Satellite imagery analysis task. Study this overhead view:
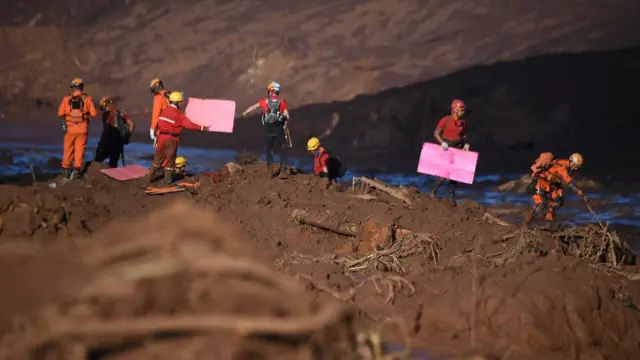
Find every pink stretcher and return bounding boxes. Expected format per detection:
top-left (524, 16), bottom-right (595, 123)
top-left (101, 164), bottom-right (148, 181)
top-left (185, 98), bottom-right (236, 133)
top-left (416, 142), bottom-right (479, 184)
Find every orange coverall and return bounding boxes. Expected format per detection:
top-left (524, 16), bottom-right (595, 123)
top-left (151, 89), bottom-right (170, 166)
top-left (57, 91), bottom-right (97, 169)
top-left (150, 89), bottom-right (169, 134)
top-left (532, 160), bottom-right (582, 221)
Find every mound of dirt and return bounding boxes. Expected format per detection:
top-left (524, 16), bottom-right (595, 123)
top-left (0, 200), bottom-right (358, 360)
top-left (0, 161), bottom-right (639, 359)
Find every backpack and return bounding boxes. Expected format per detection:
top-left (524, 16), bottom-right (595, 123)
top-left (68, 94), bottom-right (86, 121)
top-left (262, 98), bottom-right (283, 125)
top-left (530, 152), bottom-right (555, 175)
top-left (325, 151), bottom-right (347, 179)
top-left (115, 110), bottom-right (132, 144)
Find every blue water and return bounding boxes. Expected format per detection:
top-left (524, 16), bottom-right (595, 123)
top-left (1, 137), bottom-right (640, 234)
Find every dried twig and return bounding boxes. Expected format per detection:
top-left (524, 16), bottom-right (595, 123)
top-left (336, 232), bottom-right (440, 273)
top-left (554, 224), bottom-right (633, 267)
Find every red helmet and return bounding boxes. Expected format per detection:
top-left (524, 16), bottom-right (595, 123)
top-left (451, 99), bottom-right (466, 111)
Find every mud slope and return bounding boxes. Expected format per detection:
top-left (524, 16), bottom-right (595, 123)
top-left (3, 0), bottom-right (639, 110)
top-left (0, 161), bottom-right (639, 359)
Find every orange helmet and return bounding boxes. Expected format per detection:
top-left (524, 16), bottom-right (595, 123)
top-left (99, 96), bottom-right (113, 110)
top-left (451, 99), bottom-right (465, 111)
top-left (569, 153), bottom-right (583, 168)
top-left (150, 78), bottom-right (164, 92)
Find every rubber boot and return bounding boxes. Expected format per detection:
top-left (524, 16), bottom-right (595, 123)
top-left (146, 166), bottom-right (160, 184)
top-left (163, 169), bottom-right (173, 185)
top-left (448, 182), bottom-right (458, 206)
top-left (278, 164), bottom-right (288, 179)
top-left (448, 190), bottom-right (457, 206)
top-left (71, 168), bottom-right (82, 180)
top-left (542, 211), bottom-right (554, 229)
top-left (429, 178), bottom-right (446, 198)
top-left (61, 168), bottom-right (71, 179)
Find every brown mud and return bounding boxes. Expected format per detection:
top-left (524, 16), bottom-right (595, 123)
top-left (0, 159), bottom-right (639, 359)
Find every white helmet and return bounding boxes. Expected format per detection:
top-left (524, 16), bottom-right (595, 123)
top-left (267, 81), bottom-right (281, 92)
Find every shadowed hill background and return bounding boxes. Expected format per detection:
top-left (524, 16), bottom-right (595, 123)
top-left (2, 0), bottom-right (640, 178)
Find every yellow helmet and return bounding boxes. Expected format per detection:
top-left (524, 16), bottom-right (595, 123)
top-left (175, 156), bottom-right (187, 168)
top-left (569, 153), bottom-right (583, 168)
top-left (169, 91), bottom-right (184, 102)
top-left (99, 96), bottom-right (112, 110)
top-left (70, 77), bottom-right (83, 88)
top-left (307, 137), bottom-right (321, 151)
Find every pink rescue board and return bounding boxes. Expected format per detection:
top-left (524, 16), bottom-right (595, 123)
top-left (416, 142), bottom-right (479, 184)
top-left (185, 98), bottom-right (236, 133)
top-left (101, 164), bottom-right (148, 181)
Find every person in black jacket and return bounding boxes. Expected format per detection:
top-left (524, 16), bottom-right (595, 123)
top-left (94, 96), bottom-right (134, 168)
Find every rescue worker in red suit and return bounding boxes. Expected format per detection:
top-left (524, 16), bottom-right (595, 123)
top-left (146, 91), bottom-right (208, 185)
top-left (307, 137), bottom-right (334, 188)
top-left (430, 99), bottom-right (471, 206)
top-left (241, 81), bottom-right (291, 178)
top-left (57, 77), bottom-right (97, 179)
top-left (524, 153), bottom-right (587, 226)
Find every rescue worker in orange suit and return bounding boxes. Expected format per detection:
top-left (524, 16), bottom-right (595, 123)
top-left (94, 96), bottom-right (135, 168)
top-left (57, 78), bottom-right (97, 179)
top-left (241, 81), bottom-right (291, 178)
top-left (524, 153), bottom-right (587, 226)
top-left (149, 78), bottom-right (170, 144)
top-left (307, 137), bottom-right (334, 188)
top-left (146, 91), bottom-right (208, 185)
top-left (430, 99), bottom-right (470, 206)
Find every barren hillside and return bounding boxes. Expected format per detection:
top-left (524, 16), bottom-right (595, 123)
top-left (2, 0), bottom-right (640, 176)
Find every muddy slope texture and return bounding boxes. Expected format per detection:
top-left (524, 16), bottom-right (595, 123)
top-left (0, 161), bottom-right (639, 359)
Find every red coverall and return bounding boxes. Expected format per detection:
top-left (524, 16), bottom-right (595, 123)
top-left (151, 105), bottom-right (204, 172)
top-left (313, 147), bottom-right (330, 176)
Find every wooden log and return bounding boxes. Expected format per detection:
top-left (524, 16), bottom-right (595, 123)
top-left (291, 209), bottom-right (358, 237)
top-left (352, 177), bottom-right (412, 206)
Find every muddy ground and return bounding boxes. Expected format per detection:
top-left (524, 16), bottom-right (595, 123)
top-left (0, 160), bottom-right (639, 359)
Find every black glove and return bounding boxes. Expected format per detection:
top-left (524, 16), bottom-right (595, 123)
top-left (61, 119), bottom-right (67, 134)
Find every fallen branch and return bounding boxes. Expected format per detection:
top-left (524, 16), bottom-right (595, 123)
top-left (482, 212), bottom-right (510, 227)
top-left (291, 209), bottom-right (358, 237)
top-left (348, 194), bottom-right (378, 201)
top-left (589, 264), bottom-right (640, 281)
top-left (352, 177), bottom-right (413, 206)
top-left (492, 232), bottom-right (517, 244)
